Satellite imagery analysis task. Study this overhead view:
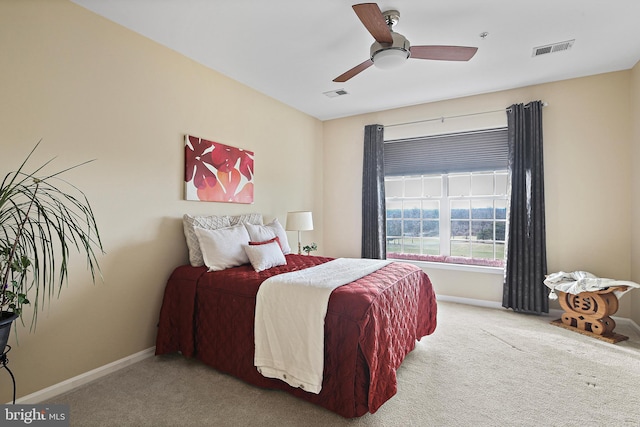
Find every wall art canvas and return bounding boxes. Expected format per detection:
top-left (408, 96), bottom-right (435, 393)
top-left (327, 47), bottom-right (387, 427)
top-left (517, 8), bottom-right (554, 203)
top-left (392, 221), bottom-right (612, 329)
top-left (184, 135), bottom-right (254, 203)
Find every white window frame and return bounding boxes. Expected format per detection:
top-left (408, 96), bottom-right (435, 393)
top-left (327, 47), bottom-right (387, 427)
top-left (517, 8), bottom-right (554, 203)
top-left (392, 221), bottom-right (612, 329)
top-left (385, 170), bottom-right (508, 268)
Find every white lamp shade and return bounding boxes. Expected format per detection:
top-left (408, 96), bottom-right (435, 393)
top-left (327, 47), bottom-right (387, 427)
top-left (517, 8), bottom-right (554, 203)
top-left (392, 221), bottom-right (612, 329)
top-left (285, 211), bottom-right (313, 231)
top-left (372, 48), bottom-right (408, 69)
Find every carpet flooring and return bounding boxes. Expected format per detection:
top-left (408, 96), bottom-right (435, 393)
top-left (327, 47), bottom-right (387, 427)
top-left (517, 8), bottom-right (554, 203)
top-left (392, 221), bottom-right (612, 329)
top-left (49, 301), bottom-right (640, 426)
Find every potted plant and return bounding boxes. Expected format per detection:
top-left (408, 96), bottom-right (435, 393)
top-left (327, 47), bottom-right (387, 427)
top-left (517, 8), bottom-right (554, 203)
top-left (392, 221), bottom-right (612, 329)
top-left (302, 242), bottom-right (317, 256)
top-left (0, 141), bottom-right (103, 351)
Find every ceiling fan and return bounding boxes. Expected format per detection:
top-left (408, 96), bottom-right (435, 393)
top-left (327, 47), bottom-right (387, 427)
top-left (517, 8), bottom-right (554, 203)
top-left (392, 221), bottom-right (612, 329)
top-left (333, 3), bottom-right (478, 82)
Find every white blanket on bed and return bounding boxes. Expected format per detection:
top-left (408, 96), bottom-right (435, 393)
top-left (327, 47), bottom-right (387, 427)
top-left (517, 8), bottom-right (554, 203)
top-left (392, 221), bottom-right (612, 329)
top-left (254, 257), bottom-right (390, 394)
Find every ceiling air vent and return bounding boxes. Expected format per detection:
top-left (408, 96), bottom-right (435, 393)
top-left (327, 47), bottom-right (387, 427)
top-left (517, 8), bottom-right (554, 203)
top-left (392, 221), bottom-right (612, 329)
top-left (532, 39), bottom-right (574, 57)
top-left (323, 89), bottom-right (349, 98)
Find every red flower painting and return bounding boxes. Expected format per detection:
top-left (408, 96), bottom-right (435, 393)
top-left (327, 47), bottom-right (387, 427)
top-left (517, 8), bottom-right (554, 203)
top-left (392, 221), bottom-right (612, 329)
top-left (184, 135), bottom-right (254, 203)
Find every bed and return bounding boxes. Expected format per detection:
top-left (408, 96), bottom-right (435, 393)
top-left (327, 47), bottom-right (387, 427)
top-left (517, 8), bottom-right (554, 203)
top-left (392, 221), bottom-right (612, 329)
top-left (155, 214), bottom-right (437, 418)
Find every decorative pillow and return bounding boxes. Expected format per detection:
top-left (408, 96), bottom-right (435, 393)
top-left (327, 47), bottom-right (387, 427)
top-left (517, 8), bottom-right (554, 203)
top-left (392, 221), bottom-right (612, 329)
top-left (244, 241), bottom-right (287, 272)
top-left (230, 213), bottom-right (263, 226)
top-left (194, 224), bottom-right (250, 271)
top-left (183, 214), bottom-right (231, 267)
top-left (249, 236), bottom-right (282, 251)
top-left (244, 218), bottom-right (291, 254)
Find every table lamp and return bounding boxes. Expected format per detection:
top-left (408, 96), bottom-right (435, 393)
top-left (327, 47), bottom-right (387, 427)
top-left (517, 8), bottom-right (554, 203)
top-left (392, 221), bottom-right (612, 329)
top-left (285, 211), bottom-right (313, 255)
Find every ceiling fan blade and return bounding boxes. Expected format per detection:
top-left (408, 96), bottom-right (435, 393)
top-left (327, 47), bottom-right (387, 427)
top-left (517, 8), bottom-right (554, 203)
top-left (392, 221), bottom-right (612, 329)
top-left (352, 3), bottom-right (393, 44)
top-left (410, 45), bottom-right (478, 61)
top-left (333, 59), bottom-right (374, 82)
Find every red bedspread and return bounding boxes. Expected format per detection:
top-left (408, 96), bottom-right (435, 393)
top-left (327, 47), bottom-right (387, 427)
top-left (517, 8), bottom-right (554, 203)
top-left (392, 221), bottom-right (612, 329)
top-left (155, 255), bottom-right (437, 417)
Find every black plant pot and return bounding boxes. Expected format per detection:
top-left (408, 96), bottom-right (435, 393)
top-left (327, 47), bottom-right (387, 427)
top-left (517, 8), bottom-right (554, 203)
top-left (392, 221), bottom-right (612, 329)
top-left (0, 312), bottom-right (18, 354)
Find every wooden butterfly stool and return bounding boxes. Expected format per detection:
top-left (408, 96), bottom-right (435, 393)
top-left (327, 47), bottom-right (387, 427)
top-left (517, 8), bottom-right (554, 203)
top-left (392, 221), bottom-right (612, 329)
top-left (550, 286), bottom-right (629, 343)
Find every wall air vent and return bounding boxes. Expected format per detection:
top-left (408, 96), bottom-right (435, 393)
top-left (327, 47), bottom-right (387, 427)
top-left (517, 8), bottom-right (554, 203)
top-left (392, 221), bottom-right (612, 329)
top-left (532, 39), bottom-right (574, 57)
top-left (323, 89), bottom-right (349, 98)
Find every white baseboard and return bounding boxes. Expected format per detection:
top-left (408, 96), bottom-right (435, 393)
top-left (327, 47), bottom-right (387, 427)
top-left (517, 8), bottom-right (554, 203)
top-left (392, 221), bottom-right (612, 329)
top-left (436, 294), bottom-right (566, 317)
top-left (436, 294), bottom-right (503, 310)
top-left (12, 347), bottom-right (156, 404)
top-left (614, 317), bottom-right (640, 334)
top-left (436, 294), bottom-right (640, 335)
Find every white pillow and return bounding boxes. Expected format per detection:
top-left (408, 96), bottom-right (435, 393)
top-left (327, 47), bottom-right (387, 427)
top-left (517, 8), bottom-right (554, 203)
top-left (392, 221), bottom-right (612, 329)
top-left (194, 224), bottom-right (250, 271)
top-left (229, 213), bottom-right (263, 226)
top-left (183, 214), bottom-right (231, 267)
top-left (244, 241), bottom-right (287, 272)
top-left (244, 218), bottom-right (291, 254)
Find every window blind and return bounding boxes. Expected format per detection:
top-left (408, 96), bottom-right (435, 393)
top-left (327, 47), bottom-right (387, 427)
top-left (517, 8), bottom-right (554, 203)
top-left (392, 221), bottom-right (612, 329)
top-left (383, 127), bottom-right (508, 176)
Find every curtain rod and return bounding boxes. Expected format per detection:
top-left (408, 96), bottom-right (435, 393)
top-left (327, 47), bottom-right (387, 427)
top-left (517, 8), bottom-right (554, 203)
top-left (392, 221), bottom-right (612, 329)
top-left (384, 101), bottom-right (548, 129)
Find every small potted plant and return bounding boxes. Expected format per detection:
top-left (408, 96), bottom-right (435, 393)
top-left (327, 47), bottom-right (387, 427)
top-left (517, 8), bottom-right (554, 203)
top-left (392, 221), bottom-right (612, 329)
top-left (302, 242), bottom-right (317, 256)
top-left (0, 141), bottom-right (103, 350)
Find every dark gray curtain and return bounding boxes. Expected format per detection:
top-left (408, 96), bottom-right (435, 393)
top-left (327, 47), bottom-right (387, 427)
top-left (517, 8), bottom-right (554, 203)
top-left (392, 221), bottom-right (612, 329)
top-left (503, 101), bottom-right (548, 314)
top-left (361, 124), bottom-right (386, 259)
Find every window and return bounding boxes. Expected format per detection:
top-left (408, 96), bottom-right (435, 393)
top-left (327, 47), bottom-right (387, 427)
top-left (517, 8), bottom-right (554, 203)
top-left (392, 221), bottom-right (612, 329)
top-left (385, 171), bottom-right (507, 266)
top-left (383, 128), bottom-right (509, 267)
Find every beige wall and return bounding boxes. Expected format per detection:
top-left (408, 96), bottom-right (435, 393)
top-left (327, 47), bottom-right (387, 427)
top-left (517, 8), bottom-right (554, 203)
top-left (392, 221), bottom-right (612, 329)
top-left (323, 71), bottom-right (635, 319)
top-left (631, 61), bottom-right (640, 325)
top-left (0, 0), bottom-right (323, 402)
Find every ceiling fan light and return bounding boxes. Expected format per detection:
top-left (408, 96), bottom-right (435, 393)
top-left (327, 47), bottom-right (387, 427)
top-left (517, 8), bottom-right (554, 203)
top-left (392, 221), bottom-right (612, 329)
top-left (372, 48), bottom-right (409, 69)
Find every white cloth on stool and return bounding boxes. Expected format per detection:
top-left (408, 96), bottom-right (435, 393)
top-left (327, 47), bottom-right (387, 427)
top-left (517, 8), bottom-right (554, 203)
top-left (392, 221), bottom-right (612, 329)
top-left (544, 271), bottom-right (640, 299)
